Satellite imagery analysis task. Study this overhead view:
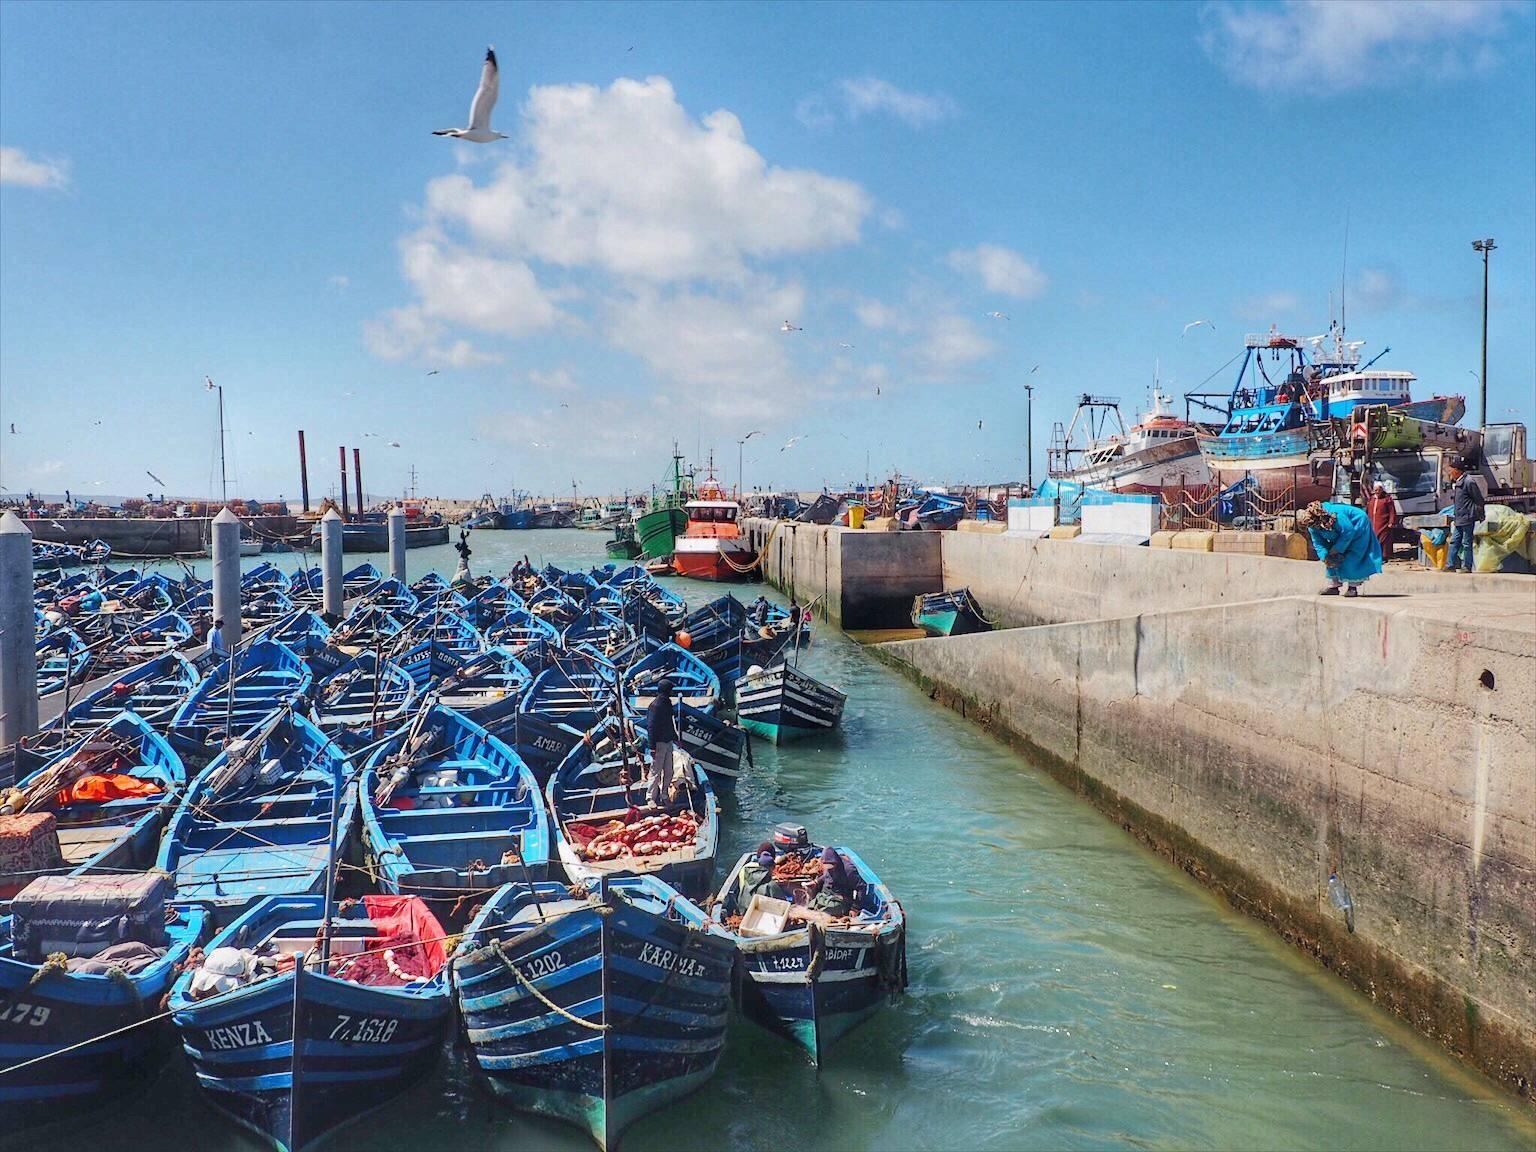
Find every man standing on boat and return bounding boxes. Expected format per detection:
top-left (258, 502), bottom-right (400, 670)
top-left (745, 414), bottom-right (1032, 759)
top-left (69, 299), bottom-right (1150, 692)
top-left (1296, 501), bottom-right (1383, 597)
top-left (208, 617), bottom-right (232, 662)
top-left (645, 678), bottom-right (679, 808)
top-left (1445, 457), bottom-right (1485, 574)
top-left (1365, 482), bottom-right (1398, 560)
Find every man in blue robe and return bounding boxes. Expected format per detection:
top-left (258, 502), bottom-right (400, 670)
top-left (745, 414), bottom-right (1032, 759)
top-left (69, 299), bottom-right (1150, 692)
top-left (1297, 501), bottom-right (1383, 597)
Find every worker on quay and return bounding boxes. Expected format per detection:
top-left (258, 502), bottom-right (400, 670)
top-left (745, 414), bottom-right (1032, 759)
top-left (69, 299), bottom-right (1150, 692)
top-left (644, 679), bottom-right (679, 808)
top-left (1445, 456), bottom-right (1486, 574)
top-left (1364, 481), bottom-right (1398, 560)
top-left (805, 847), bottom-right (859, 917)
top-left (1296, 501), bottom-right (1383, 597)
top-left (208, 617), bottom-right (232, 662)
top-left (739, 842), bottom-right (788, 903)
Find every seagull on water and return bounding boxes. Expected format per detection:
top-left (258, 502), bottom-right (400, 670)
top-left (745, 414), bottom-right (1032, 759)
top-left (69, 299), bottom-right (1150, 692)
top-left (781, 320), bottom-right (802, 333)
top-left (984, 311), bottom-right (1008, 321)
top-left (1181, 319), bottom-right (1215, 336)
top-left (433, 48), bottom-right (508, 142)
top-left (781, 435), bottom-right (806, 452)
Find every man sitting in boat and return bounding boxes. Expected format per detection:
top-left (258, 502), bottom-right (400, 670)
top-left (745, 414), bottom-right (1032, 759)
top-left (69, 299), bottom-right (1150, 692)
top-left (803, 847), bottom-right (859, 917)
top-left (739, 843), bottom-right (788, 903)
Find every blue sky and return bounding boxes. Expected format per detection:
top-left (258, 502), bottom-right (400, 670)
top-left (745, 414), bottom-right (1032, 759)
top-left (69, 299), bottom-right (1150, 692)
top-left (2, 0), bottom-right (1532, 502)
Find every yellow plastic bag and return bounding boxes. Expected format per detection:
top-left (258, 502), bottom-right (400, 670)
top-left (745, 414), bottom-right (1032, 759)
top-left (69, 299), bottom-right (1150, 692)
top-left (1474, 505), bottom-right (1531, 573)
top-left (1419, 528), bottom-right (1449, 570)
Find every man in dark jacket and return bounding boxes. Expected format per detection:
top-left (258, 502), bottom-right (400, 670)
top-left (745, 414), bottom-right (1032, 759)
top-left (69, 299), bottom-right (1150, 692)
top-left (644, 679), bottom-right (679, 807)
top-left (1446, 458), bottom-right (1485, 573)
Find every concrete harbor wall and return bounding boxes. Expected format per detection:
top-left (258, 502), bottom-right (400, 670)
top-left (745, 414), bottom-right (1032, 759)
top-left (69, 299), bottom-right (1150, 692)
top-left (26, 515), bottom-right (299, 557)
top-left (873, 592), bottom-right (1535, 1100)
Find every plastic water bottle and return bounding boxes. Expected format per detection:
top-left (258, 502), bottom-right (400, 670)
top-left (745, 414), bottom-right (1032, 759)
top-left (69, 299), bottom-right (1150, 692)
top-left (1328, 871), bottom-right (1355, 933)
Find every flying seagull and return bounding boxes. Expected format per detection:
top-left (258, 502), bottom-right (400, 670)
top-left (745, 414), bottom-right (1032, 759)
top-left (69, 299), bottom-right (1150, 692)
top-left (780, 320), bottom-right (802, 333)
top-left (984, 311), bottom-right (1008, 321)
top-left (433, 48), bottom-right (507, 142)
top-left (977, 419), bottom-right (984, 430)
top-left (1031, 364), bottom-right (1040, 374)
top-left (388, 440), bottom-right (402, 448)
top-left (146, 470), bottom-right (166, 486)
top-left (838, 342), bottom-right (855, 349)
top-left (1181, 319), bottom-right (1215, 336)
top-left (781, 435), bottom-right (806, 452)
top-left (426, 369), bottom-right (440, 376)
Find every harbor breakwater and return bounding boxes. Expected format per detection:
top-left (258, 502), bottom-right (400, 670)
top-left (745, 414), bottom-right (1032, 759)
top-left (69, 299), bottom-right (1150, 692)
top-left (743, 518), bottom-right (1536, 1100)
top-left (27, 515), bottom-right (300, 557)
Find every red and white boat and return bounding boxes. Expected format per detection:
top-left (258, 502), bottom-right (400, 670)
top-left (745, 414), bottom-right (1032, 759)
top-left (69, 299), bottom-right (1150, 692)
top-left (671, 472), bottom-right (756, 582)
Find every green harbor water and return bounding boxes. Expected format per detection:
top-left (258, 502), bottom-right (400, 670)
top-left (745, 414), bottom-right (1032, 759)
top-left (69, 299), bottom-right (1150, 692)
top-left (24, 529), bottom-right (1532, 1151)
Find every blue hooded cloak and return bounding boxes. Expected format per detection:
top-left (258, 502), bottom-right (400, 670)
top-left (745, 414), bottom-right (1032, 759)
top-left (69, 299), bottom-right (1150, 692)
top-left (1306, 502), bottom-right (1384, 584)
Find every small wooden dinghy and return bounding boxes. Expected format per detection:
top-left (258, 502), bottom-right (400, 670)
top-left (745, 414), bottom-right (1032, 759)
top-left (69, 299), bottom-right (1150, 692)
top-left (453, 877), bottom-right (736, 1151)
top-left (709, 838), bottom-right (906, 1064)
top-left (733, 661), bottom-right (847, 744)
top-left (911, 587), bottom-right (992, 637)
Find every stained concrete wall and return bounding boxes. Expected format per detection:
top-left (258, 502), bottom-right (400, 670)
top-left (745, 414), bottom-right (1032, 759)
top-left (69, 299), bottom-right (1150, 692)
top-left (744, 520), bottom-right (941, 629)
top-left (875, 592), bottom-right (1536, 1100)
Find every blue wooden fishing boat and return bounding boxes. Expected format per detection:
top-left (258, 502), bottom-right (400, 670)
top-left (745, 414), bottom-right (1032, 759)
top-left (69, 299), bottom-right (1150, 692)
top-left (394, 609), bottom-right (485, 660)
top-left (118, 573), bottom-right (177, 616)
top-left (671, 703), bottom-right (747, 784)
top-left (89, 608), bottom-right (196, 675)
top-left (409, 571), bottom-right (451, 597)
top-left (549, 725), bottom-right (719, 900)
top-left (168, 639), bottom-right (313, 766)
top-left (2, 710), bottom-right (187, 876)
top-left (245, 588), bottom-right (298, 628)
top-left (912, 491), bottom-right (966, 531)
top-left (681, 596), bottom-right (792, 691)
top-left (241, 561), bottom-right (292, 595)
top-left (514, 654), bottom-right (618, 782)
top-left (325, 606), bottom-right (406, 653)
top-left (734, 661), bottom-right (847, 744)
top-left (414, 586), bottom-right (470, 616)
top-left (312, 651), bottom-right (418, 748)
top-left (527, 585), bottom-right (580, 629)
top-left (36, 627), bottom-right (92, 697)
top-left (0, 895), bottom-right (208, 1113)
top-left (96, 566), bottom-right (142, 596)
top-left (361, 706), bottom-right (549, 924)
top-left (288, 566), bottom-right (324, 607)
top-left (623, 642), bottom-right (720, 715)
top-left (453, 876), bottom-right (736, 1151)
top-left (397, 644), bottom-right (531, 730)
top-left (18, 652), bottom-right (200, 769)
top-left (485, 607), bottom-right (561, 654)
top-left (342, 562), bottom-right (384, 598)
top-left (604, 563), bottom-right (650, 589)
top-left (169, 893), bottom-right (451, 1152)
top-left (911, 588), bottom-right (991, 637)
top-left (462, 581), bottom-right (525, 629)
top-left (357, 577), bottom-right (419, 617)
top-left (270, 609), bottom-right (334, 662)
top-left (745, 596), bottom-right (813, 645)
top-left (709, 840), bottom-right (906, 1064)
top-left (156, 710), bottom-right (355, 927)
top-left (563, 606), bottom-right (632, 651)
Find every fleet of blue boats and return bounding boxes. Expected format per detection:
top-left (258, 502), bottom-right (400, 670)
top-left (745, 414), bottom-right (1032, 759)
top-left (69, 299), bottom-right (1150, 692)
top-left (2, 552), bottom-right (897, 1150)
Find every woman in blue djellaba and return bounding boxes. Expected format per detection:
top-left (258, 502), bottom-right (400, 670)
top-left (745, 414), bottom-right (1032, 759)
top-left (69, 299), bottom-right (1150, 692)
top-left (1296, 500), bottom-right (1383, 597)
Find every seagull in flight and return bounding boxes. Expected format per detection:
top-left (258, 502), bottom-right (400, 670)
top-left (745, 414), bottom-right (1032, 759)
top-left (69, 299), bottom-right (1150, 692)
top-left (1030, 364), bottom-right (1040, 374)
top-left (433, 47), bottom-right (507, 142)
top-left (426, 369), bottom-right (440, 376)
top-left (838, 342), bottom-right (855, 349)
top-left (977, 419), bottom-right (984, 430)
top-left (388, 440), bottom-right (402, 448)
top-left (781, 435), bottom-right (806, 452)
top-left (984, 311), bottom-right (1008, 321)
top-left (146, 470), bottom-right (166, 486)
top-left (780, 320), bottom-right (802, 333)
top-left (1181, 319), bottom-right (1215, 336)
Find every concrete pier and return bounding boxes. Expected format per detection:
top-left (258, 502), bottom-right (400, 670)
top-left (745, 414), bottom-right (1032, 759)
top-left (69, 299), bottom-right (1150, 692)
top-left (320, 509), bottom-right (344, 619)
top-left (753, 519), bottom-right (1536, 1099)
top-left (210, 508), bottom-right (243, 649)
top-left (388, 506), bottom-right (407, 583)
top-left (0, 511), bottom-right (39, 750)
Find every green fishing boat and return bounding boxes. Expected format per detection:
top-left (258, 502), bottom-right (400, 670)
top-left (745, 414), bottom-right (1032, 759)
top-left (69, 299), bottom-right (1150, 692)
top-left (635, 447), bottom-right (692, 559)
top-left (606, 519), bottom-right (643, 559)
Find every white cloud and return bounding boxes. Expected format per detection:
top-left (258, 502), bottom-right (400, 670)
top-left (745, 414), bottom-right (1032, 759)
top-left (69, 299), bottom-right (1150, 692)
top-left (855, 299), bottom-right (910, 332)
top-left (912, 314), bottom-right (994, 374)
top-left (606, 281), bottom-right (805, 419)
top-left (362, 304), bottom-right (502, 367)
top-left (327, 274), bottom-right (350, 291)
top-left (400, 230), bottom-right (560, 335)
top-left (0, 146), bottom-right (69, 190)
top-left (1201, 0), bottom-right (1520, 93)
top-left (419, 76), bottom-right (869, 284)
top-left (948, 244), bottom-right (1048, 299)
top-left (528, 366), bottom-right (581, 393)
top-left (798, 78), bottom-right (958, 130)
top-left (837, 77), bottom-right (958, 128)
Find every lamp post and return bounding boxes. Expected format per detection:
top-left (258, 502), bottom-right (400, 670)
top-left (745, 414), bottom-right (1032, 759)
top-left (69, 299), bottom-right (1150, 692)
top-left (1472, 238), bottom-right (1495, 429)
top-left (1024, 383), bottom-right (1035, 492)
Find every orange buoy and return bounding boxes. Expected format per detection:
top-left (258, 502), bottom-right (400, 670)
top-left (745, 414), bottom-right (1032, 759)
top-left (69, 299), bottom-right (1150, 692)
top-left (675, 629), bottom-right (692, 649)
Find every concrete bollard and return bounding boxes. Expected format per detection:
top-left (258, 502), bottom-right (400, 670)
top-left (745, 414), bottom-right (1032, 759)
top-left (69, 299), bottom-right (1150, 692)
top-left (388, 506), bottom-right (407, 583)
top-left (210, 508), bottom-right (244, 650)
top-left (0, 511), bottom-right (39, 749)
top-left (321, 508), bottom-right (344, 619)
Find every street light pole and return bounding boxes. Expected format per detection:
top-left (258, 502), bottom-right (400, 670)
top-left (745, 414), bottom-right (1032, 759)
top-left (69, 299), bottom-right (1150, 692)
top-left (1024, 383), bottom-right (1035, 492)
top-left (1472, 237), bottom-right (1495, 430)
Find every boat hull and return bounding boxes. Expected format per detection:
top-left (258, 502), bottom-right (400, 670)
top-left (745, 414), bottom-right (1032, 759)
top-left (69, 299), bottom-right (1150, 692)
top-left (173, 962), bottom-right (448, 1152)
top-left (1053, 436), bottom-right (1212, 493)
top-left (634, 507), bottom-right (687, 559)
top-left (734, 664), bottom-right (846, 745)
top-left (454, 884), bottom-right (735, 1151)
top-left (672, 538), bottom-right (756, 582)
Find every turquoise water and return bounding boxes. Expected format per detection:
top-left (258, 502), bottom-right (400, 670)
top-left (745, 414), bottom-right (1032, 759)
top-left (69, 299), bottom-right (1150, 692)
top-left (22, 530), bottom-right (1532, 1150)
